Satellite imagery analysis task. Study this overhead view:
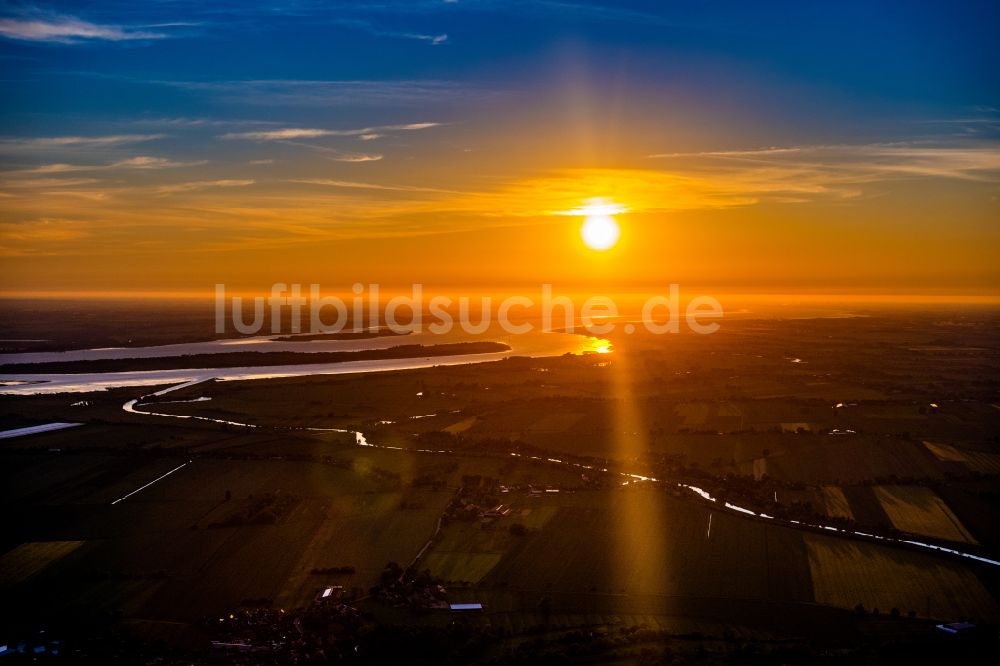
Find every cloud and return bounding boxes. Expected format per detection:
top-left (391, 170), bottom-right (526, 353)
top-left (438, 169), bottom-right (763, 218)
top-left (13, 156), bottom-right (204, 173)
top-left (14, 164), bottom-right (85, 174)
top-left (330, 154), bottom-right (383, 162)
top-left (153, 79), bottom-right (480, 108)
top-left (0, 14), bottom-right (166, 43)
top-left (411, 32), bottom-right (447, 45)
top-left (284, 147), bottom-right (996, 228)
top-left (111, 156), bottom-right (204, 169)
top-left (2, 134), bottom-right (165, 148)
top-left (221, 122), bottom-right (440, 140)
top-left (156, 179), bottom-right (254, 194)
top-left (648, 147), bottom-right (804, 159)
top-left (0, 219), bottom-right (92, 253)
top-left (264, 139), bottom-right (385, 163)
top-left (648, 142), bottom-right (1000, 184)
top-left (39, 190), bottom-right (109, 201)
top-left (1, 177), bottom-right (100, 189)
top-left (219, 121), bottom-right (441, 162)
top-left (291, 179), bottom-right (458, 193)
top-left (129, 117), bottom-right (281, 128)
top-left (910, 109), bottom-right (1000, 135)
top-left (388, 122), bottom-right (440, 131)
top-left (860, 145), bottom-right (1000, 181)
top-left (223, 128), bottom-right (334, 140)
top-left (330, 17), bottom-right (447, 45)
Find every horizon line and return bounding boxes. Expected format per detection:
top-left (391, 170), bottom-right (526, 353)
top-left (1, 289), bottom-right (998, 305)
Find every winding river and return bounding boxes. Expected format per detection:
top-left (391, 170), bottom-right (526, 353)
top-left (121, 378), bottom-right (1000, 570)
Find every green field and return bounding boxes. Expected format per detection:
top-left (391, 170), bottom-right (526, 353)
top-left (806, 536), bottom-right (999, 620)
top-left (873, 485), bottom-right (977, 544)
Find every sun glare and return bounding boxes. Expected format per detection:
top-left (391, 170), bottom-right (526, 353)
top-left (581, 214), bottom-right (620, 251)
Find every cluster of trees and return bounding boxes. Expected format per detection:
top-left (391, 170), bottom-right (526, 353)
top-left (310, 565), bottom-right (356, 575)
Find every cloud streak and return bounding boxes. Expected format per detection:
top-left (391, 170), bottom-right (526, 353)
top-left (2, 134), bottom-right (166, 148)
top-left (330, 17), bottom-right (447, 45)
top-left (400, 32), bottom-right (447, 45)
top-left (0, 219), bottom-right (92, 255)
top-left (0, 14), bottom-right (166, 43)
top-left (291, 179), bottom-right (459, 193)
top-left (155, 179), bottom-right (254, 194)
top-left (648, 142), bottom-right (1000, 184)
top-left (218, 122), bottom-right (439, 162)
top-left (12, 156), bottom-right (205, 174)
top-left (150, 79), bottom-right (482, 108)
top-left (1, 177), bottom-right (101, 189)
top-left (330, 154), bottom-right (383, 162)
top-left (221, 122), bottom-right (441, 141)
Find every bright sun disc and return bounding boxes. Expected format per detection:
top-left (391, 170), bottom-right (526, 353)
top-left (581, 214), bottom-right (620, 250)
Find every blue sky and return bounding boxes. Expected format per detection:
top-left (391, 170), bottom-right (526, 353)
top-left (3, 1), bottom-right (998, 136)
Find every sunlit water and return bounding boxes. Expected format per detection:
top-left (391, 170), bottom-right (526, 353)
top-left (0, 327), bottom-right (609, 394)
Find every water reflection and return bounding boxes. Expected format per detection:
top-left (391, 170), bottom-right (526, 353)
top-left (0, 327), bottom-right (612, 394)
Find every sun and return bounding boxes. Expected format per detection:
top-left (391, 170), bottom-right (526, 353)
top-left (557, 198), bottom-right (625, 251)
top-left (581, 214), bottom-right (620, 251)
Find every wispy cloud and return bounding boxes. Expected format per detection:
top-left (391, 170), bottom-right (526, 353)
top-left (218, 122), bottom-right (438, 162)
top-left (265, 143), bottom-right (1000, 228)
top-left (0, 14), bottom-right (166, 43)
top-left (112, 156), bottom-right (204, 169)
top-left (648, 142), bottom-right (1000, 184)
top-left (257, 139), bottom-right (385, 163)
top-left (37, 189), bottom-right (109, 201)
top-left (128, 117), bottom-right (261, 128)
top-left (222, 128), bottom-right (331, 140)
top-left (405, 32), bottom-right (447, 45)
top-left (331, 17), bottom-right (447, 45)
top-left (2, 134), bottom-right (165, 148)
top-left (221, 122), bottom-right (440, 141)
top-left (151, 79), bottom-right (481, 107)
top-left (909, 112), bottom-right (1000, 136)
top-left (330, 154), bottom-right (383, 162)
top-left (12, 156), bottom-right (205, 174)
top-left (156, 179), bottom-right (254, 194)
top-left (291, 179), bottom-right (458, 193)
top-left (0, 219), bottom-right (92, 256)
top-left (4, 131), bottom-right (996, 260)
top-left (19, 164), bottom-right (97, 174)
top-left (648, 147), bottom-right (804, 159)
top-left (3, 3), bottom-right (444, 49)
top-left (1, 177), bottom-right (101, 189)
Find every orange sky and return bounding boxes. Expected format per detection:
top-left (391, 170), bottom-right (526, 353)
top-left (2, 4), bottom-right (999, 299)
top-left (2, 161), bottom-right (997, 297)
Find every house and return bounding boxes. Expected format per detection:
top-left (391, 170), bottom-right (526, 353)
top-left (935, 621), bottom-right (977, 636)
top-left (315, 585), bottom-right (344, 603)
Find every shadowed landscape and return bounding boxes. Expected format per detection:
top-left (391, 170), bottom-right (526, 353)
top-left (2, 302), bottom-right (998, 662)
